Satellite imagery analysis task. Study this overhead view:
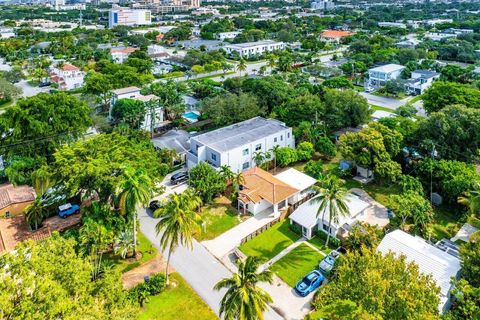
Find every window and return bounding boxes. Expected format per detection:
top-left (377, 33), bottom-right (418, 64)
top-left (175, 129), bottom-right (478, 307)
top-left (242, 162), bottom-right (250, 170)
top-left (287, 132), bottom-right (290, 138)
top-left (242, 148), bottom-right (249, 156)
top-left (211, 154), bottom-right (217, 161)
top-left (255, 144), bottom-right (261, 151)
top-left (280, 135), bottom-right (283, 141)
top-left (274, 137), bottom-right (277, 143)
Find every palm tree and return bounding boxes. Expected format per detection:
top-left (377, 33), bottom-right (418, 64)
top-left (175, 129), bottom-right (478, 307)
top-left (25, 197), bottom-right (48, 230)
top-left (458, 183), bottom-right (480, 217)
top-left (269, 145), bottom-right (281, 173)
top-left (267, 54), bottom-right (276, 72)
top-left (118, 167), bottom-right (154, 257)
top-left (214, 256), bottom-right (273, 320)
top-left (252, 151), bottom-right (266, 167)
top-left (114, 229), bottom-right (135, 259)
top-left (220, 165), bottom-right (235, 184)
top-left (155, 189), bottom-right (202, 284)
top-left (310, 175), bottom-right (349, 247)
top-left (237, 59), bottom-right (247, 76)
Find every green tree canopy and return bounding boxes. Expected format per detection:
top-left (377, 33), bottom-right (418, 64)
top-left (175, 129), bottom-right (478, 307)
top-left (188, 162), bottom-right (226, 203)
top-left (422, 81), bottom-right (480, 114)
top-left (111, 98), bottom-right (146, 129)
top-left (274, 93), bottom-right (324, 127)
top-left (201, 92), bottom-right (263, 126)
top-left (322, 89), bottom-right (371, 131)
top-left (312, 248), bottom-right (440, 320)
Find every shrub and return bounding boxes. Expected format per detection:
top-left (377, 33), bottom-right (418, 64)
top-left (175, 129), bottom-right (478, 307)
top-left (296, 141), bottom-right (315, 161)
top-left (316, 230), bottom-right (341, 248)
top-left (290, 222), bottom-right (302, 235)
top-left (315, 136), bottom-right (336, 159)
top-left (304, 160), bottom-right (323, 179)
top-left (128, 273), bottom-right (166, 306)
top-left (275, 147), bottom-right (298, 167)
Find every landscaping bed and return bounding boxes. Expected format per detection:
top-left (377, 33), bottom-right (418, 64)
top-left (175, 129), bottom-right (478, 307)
top-left (239, 220), bottom-right (300, 261)
top-left (270, 243), bottom-right (325, 288)
top-left (138, 273), bottom-right (217, 320)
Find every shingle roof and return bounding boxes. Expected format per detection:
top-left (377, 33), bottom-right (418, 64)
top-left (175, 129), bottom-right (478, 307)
top-left (0, 184), bottom-right (36, 210)
top-left (192, 117), bottom-right (290, 153)
top-left (238, 167), bottom-right (298, 205)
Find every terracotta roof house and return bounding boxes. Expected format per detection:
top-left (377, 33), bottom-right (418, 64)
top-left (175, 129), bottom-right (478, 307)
top-left (111, 47), bottom-right (139, 63)
top-left (238, 167), bottom-right (316, 217)
top-left (49, 63), bottom-right (85, 91)
top-left (320, 30), bottom-right (355, 42)
top-left (0, 184), bottom-right (36, 217)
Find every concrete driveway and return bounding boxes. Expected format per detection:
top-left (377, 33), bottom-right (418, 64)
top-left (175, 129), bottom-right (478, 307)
top-left (153, 169), bottom-right (189, 201)
top-left (360, 92), bottom-right (411, 110)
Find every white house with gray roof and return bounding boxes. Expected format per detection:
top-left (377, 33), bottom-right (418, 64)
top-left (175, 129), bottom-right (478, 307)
top-left (187, 117), bottom-right (294, 173)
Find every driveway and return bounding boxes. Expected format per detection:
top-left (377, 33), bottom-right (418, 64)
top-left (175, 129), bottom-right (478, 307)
top-left (202, 209), bottom-right (277, 259)
top-left (153, 169), bottom-right (189, 201)
top-left (15, 80), bottom-right (50, 98)
top-left (360, 92), bottom-right (411, 110)
top-left (138, 208), bottom-right (284, 320)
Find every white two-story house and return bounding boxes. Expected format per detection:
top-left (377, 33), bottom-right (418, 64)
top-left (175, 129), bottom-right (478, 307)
top-left (187, 117), bottom-right (295, 173)
top-left (223, 40), bottom-right (285, 58)
top-left (49, 63), bottom-right (85, 91)
top-left (404, 70), bottom-right (440, 95)
top-left (365, 63), bottom-right (405, 90)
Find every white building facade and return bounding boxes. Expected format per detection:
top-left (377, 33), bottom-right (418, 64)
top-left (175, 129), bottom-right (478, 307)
top-left (405, 70), bottom-right (440, 95)
top-left (49, 63), bottom-right (85, 91)
top-left (224, 40), bottom-right (285, 57)
top-left (187, 117), bottom-right (295, 173)
top-left (365, 63), bottom-right (405, 89)
top-left (108, 8), bottom-right (152, 28)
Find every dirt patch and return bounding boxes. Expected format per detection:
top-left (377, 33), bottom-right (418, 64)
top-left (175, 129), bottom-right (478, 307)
top-left (122, 254), bottom-right (174, 289)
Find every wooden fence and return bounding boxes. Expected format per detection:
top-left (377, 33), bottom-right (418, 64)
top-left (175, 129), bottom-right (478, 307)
top-left (240, 217), bottom-right (280, 245)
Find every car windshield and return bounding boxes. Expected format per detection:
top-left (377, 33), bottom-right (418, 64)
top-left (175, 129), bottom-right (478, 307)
top-left (325, 256), bottom-right (335, 265)
top-left (303, 273), bottom-right (316, 285)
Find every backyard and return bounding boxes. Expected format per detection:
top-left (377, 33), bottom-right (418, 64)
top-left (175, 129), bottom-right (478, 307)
top-left (104, 231), bottom-right (158, 273)
top-left (195, 197), bottom-right (247, 241)
top-left (239, 220), bottom-right (300, 261)
top-left (270, 243), bottom-right (325, 288)
top-left (137, 273), bottom-right (217, 320)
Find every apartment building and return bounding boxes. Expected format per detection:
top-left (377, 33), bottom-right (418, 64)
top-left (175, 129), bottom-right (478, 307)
top-left (223, 40), bottom-right (285, 57)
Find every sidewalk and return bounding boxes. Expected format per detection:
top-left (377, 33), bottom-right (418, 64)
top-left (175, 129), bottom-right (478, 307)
top-left (202, 209), bottom-right (277, 259)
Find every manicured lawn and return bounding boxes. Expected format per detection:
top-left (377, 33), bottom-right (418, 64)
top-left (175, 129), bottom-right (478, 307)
top-left (307, 236), bottom-right (334, 254)
top-left (239, 220), bottom-right (300, 261)
top-left (431, 205), bottom-right (463, 241)
top-left (370, 104), bottom-right (395, 113)
top-left (104, 231), bottom-right (157, 273)
top-left (138, 273), bottom-right (217, 320)
top-left (196, 201), bottom-right (245, 241)
top-left (270, 243), bottom-right (324, 288)
top-left (362, 182), bottom-right (403, 207)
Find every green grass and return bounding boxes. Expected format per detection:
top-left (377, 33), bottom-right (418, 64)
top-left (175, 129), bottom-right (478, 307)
top-left (0, 100), bottom-right (14, 109)
top-left (104, 231), bottom-right (157, 273)
top-left (370, 104), bottom-right (395, 113)
top-left (239, 220), bottom-right (300, 261)
top-left (307, 236), bottom-right (334, 254)
top-left (195, 203), bottom-right (244, 241)
top-left (138, 273), bottom-right (217, 320)
top-left (270, 243), bottom-right (324, 287)
top-left (431, 205), bottom-right (463, 241)
top-left (409, 95), bottom-right (423, 104)
top-left (362, 182), bottom-right (403, 207)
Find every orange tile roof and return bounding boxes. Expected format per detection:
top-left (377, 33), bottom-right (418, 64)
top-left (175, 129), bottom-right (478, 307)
top-left (321, 30), bottom-right (354, 39)
top-left (0, 184), bottom-right (36, 210)
top-left (238, 167), bottom-right (298, 205)
top-left (61, 63), bottom-right (80, 71)
top-left (111, 47), bottom-right (139, 54)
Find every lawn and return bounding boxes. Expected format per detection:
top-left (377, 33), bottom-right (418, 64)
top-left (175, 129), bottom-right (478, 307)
top-left (239, 220), bottom-right (300, 261)
top-left (270, 243), bottom-right (324, 288)
top-left (307, 236), bottom-right (334, 254)
top-left (431, 205), bottom-right (463, 241)
top-left (138, 273), bottom-right (217, 320)
top-left (195, 200), bottom-right (245, 241)
top-left (370, 104), bottom-right (395, 113)
top-left (104, 231), bottom-right (157, 273)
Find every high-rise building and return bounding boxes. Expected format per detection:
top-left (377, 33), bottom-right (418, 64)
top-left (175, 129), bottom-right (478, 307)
top-left (311, 0), bottom-right (334, 11)
top-left (108, 8), bottom-right (152, 28)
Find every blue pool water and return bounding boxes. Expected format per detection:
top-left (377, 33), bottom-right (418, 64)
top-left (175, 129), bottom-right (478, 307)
top-left (183, 111), bottom-right (199, 121)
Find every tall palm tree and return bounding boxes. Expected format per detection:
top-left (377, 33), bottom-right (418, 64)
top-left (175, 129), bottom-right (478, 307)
top-left (269, 145), bottom-right (281, 173)
top-left (266, 54), bottom-right (276, 72)
top-left (155, 189), bottom-right (202, 284)
top-left (118, 167), bottom-right (154, 257)
top-left (310, 175), bottom-right (349, 247)
top-left (458, 183), bottom-right (480, 217)
top-left (25, 197), bottom-right (48, 230)
top-left (214, 256), bottom-right (273, 320)
top-left (237, 59), bottom-right (247, 76)
top-left (252, 151), bottom-right (266, 167)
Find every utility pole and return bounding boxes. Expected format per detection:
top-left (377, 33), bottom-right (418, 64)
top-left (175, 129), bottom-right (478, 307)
top-left (430, 142), bottom-right (437, 205)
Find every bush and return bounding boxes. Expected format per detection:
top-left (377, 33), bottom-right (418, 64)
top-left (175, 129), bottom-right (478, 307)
top-left (296, 141), bottom-right (315, 161)
top-left (275, 147), bottom-right (298, 167)
top-left (316, 230), bottom-right (341, 248)
top-left (289, 222), bottom-right (302, 235)
top-left (128, 273), bottom-right (166, 306)
top-left (315, 136), bottom-right (336, 159)
top-left (304, 160), bottom-right (323, 179)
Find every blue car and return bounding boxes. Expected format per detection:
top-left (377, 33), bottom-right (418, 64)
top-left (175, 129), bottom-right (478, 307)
top-left (58, 203), bottom-right (80, 218)
top-left (295, 270), bottom-right (324, 297)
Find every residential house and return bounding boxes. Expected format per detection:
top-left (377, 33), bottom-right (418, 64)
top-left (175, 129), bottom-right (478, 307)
top-left (0, 184), bottom-right (36, 217)
top-left (223, 40), bottom-right (285, 58)
top-left (111, 47), bottom-right (138, 63)
top-left (147, 44), bottom-right (170, 59)
top-left (187, 117), bottom-right (295, 173)
top-left (320, 30), bottom-right (354, 43)
top-left (151, 129), bottom-right (190, 163)
top-left (289, 192), bottom-right (389, 239)
top-left (377, 230), bottom-right (461, 314)
top-left (396, 38), bottom-right (420, 49)
top-left (405, 69), bottom-right (440, 95)
top-left (215, 31), bottom-right (242, 41)
top-left (378, 22), bottom-right (407, 29)
top-left (49, 63), bottom-right (85, 91)
top-left (238, 167), bottom-right (316, 217)
top-left (365, 63), bottom-right (405, 90)
top-left (110, 86), bottom-right (164, 132)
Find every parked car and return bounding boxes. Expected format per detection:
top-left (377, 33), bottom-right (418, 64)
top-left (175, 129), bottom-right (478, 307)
top-left (170, 171), bottom-right (188, 185)
top-left (149, 200), bottom-right (163, 211)
top-left (319, 247), bottom-right (346, 273)
top-left (58, 203), bottom-right (80, 218)
top-left (295, 270), bottom-right (324, 297)
top-left (39, 81), bottom-right (51, 87)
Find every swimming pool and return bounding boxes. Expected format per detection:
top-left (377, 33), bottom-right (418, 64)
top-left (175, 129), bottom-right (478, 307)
top-left (182, 111), bottom-right (199, 122)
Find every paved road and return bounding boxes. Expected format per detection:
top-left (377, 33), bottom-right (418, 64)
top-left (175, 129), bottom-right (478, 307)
top-left (138, 208), bottom-right (284, 320)
top-left (15, 80), bottom-right (50, 98)
top-left (359, 92), bottom-right (412, 110)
